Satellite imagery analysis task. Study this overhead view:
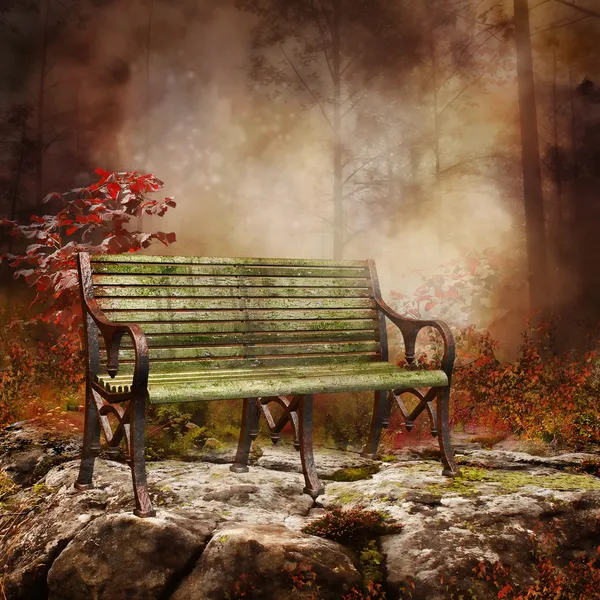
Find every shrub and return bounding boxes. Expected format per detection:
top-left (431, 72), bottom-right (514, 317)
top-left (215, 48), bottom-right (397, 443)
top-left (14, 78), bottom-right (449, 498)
top-left (453, 317), bottom-right (600, 448)
top-left (0, 169), bottom-right (176, 430)
top-left (302, 506), bottom-right (402, 549)
top-left (461, 524), bottom-right (600, 600)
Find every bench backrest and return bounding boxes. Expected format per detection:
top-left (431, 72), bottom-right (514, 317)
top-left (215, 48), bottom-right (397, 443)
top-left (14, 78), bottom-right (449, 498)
top-left (79, 253), bottom-right (387, 374)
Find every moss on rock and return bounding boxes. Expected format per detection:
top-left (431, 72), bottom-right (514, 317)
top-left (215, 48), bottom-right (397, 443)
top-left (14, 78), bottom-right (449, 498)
top-left (327, 463), bottom-right (380, 482)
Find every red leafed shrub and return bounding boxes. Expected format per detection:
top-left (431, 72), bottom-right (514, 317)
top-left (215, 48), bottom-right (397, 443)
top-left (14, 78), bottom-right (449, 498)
top-left (466, 524), bottom-right (600, 600)
top-left (452, 317), bottom-right (600, 448)
top-left (1, 169), bottom-right (177, 332)
top-left (302, 506), bottom-right (403, 547)
top-left (0, 169), bottom-right (177, 429)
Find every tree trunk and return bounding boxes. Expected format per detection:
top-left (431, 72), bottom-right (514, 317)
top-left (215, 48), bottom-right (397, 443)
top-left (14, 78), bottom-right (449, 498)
top-left (429, 26), bottom-right (443, 250)
top-left (139, 0), bottom-right (154, 234)
top-left (514, 0), bottom-right (548, 310)
top-left (35, 0), bottom-right (50, 206)
top-left (332, 0), bottom-right (343, 260)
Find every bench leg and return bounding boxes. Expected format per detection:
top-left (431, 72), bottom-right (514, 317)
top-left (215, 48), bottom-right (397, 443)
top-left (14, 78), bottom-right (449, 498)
top-left (436, 388), bottom-right (460, 477)
top-left (231, 398), bottom-right (260, 473)
top-left (298, 395), bottom-right (324, 498)
top-left (129, 391), bottom-right (156, 517)
top-left (74, 384), bottom-right (101, 490)
top-left (360, 390), bottom-right (390, 460)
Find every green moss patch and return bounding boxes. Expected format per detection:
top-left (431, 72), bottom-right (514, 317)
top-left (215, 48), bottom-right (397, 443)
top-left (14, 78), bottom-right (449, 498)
top-left (424, 466), bottom-right (600, 498)
top-left (489, 470), bottom-right (600, 492)
top-left (326, 463), bottom-right (380, 482)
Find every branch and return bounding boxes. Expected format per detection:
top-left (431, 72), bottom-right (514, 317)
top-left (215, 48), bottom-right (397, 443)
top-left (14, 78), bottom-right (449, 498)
top-left (344, 157), bottom-right (380, 184)
top-left (316, 0), bottom-right (333, 32)
top-left (439, 154), bottom-right (512, 177)
top-left (279, 43), bottom-right (334, 133)
top-left (554, 0), bottom-right (600, 19)
top-left (439, 33), bottom-right (495, 91)
top-left (310, 0), bottom-right (334, 80)
top-left (531, 15), bottom-right (589, 35)
top-left (341, 90), bottom-right (368, 117)
top-left (437, 65), bottom-right (491, 119)
top-left (341, 56), bottom-right (357, 76)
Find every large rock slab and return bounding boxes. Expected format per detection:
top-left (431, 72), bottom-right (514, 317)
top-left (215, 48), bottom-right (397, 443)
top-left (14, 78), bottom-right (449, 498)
top-left (2, 421), bottom-right (600, 600)
top-left (47, 513), bottom-right (213, 600)
top-left (0, 421), bottom-right (82, 486)
top-left (319, 459), bottom-right (600, 600)
top-left (170, 523), bottom-right (361, 600)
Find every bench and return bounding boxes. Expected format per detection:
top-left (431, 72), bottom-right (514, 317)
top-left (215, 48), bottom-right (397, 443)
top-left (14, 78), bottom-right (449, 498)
top-left (74, 252), bottom-right (459, 517)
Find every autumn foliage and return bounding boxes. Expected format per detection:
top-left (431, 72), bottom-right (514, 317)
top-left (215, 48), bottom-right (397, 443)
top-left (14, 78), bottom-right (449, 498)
top-left (1, 169), bottom-right (176, 332)
top-left (0, 169), bottom-right (176, 429)
top-left (452, 317), bottom-right (600, 448)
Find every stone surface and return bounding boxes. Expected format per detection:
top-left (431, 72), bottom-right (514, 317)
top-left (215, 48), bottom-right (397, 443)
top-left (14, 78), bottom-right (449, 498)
top-left (47, 513), bottom-right (213, 600)
top-left (1, 421), bottom-right (600, 600)
top-left (170, 523), bottom-right (361, 600)
top-left (0, 420), bottom-right (82, 486)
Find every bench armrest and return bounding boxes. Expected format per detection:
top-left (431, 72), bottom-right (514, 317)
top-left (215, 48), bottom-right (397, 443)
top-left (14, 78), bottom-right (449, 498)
top-left (375, 298), bottom-right (456, 380)
top-left (84, 297), bottom-right (150, 391)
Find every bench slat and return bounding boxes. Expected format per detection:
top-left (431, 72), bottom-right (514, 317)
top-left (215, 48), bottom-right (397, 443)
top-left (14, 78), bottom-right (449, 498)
top-left (96, 297), bottom-right (374, 311)
top-left (92, 263), bottom-right (369, 278)
top-left (123, 319), bottom-right (377, 334)
top-left (104, 361), bottom-right (397, 383)
top-left (100, 341), bottom-right (381, 361)
top-left (110, 330), bottom-right (377, 347)
top-left (94, 286), bottom-right (372, 298)
top-left (95, 364), bottom-right (448, 401)
top-left (91, 255), bottom-right (367, 267)
top-left (104, 309), bottom-right (377, 322)
top-left (112, 353), bottom-right (379, 373)
top-left (92, 275), bottom-right (371, 288)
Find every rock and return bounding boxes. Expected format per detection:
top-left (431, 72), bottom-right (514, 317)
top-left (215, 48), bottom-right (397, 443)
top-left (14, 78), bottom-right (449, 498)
top-left (255, 443), bottom-right (377, 477)
top-left (319, 459), bottom-right (600, 600)
top-left (0, 421), bottom-right (82, 486)
top-left (2, 421), bottom-right (600, 600)
top-left (47, 512), bottom-right (212, 600)
top-left (170, 523), bottom-right (361, 600)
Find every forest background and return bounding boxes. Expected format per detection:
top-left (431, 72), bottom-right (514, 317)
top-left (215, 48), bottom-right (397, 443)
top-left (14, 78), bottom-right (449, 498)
top-left (0, 0), bottom-right (600, 453)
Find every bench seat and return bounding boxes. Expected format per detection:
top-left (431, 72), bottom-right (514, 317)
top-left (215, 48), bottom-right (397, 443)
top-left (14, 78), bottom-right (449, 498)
top-left (95, 362), bottom-right (448, 402)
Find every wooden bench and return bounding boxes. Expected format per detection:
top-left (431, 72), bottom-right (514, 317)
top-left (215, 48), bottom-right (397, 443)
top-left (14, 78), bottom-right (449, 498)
top-left (75, 252), bottom-right (459, 517)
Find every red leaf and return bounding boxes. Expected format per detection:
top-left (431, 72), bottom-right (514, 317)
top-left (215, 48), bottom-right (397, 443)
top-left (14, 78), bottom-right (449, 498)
top-left (65, 226), bottom-right (78, 236)
top-left (107, 183), bottom-right (120, 199)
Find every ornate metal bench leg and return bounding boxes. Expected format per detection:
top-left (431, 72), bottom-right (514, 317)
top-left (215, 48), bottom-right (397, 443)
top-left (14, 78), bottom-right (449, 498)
top-left (360, 390), bottom-right (390, 459)
top-left (298, 395), bottom-right (324, 498)
top-left (436, 387), bottom-right (460, 477)
top-left (75, 385), bottom-right (100, 491)
top-left (231, 398), bottom-right (260, 473)
top-left (129, 392), bottom-right (156, 518)
top-left (291, 411), bottom-right (300, 451)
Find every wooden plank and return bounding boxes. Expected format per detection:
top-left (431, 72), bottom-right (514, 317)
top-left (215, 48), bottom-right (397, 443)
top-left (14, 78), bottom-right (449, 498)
top-left (112, 319), bottom-right (378, 335)
top-left (104, 309), bottom-right (377, 322)
top-left (102, 360), bottom-right (399, 384)
top-left (99, 341), bottom-right (381, 361)
top-left (90, 254), bottom-right (367, 267)
top-left (113, 330), bottom-right (378, 346)
top-left (91, 263), bottom-right (369, 278)
top-left (92, 275), bottom-right (371, 288)
top-left (96, 297), bottom-right (374, 311)
top-left (112, 353), bottom-right (380, 373)
top-left (97, 367), bottom-right (449, 401)
top-left (93, 286), bottom-right (373, 299)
